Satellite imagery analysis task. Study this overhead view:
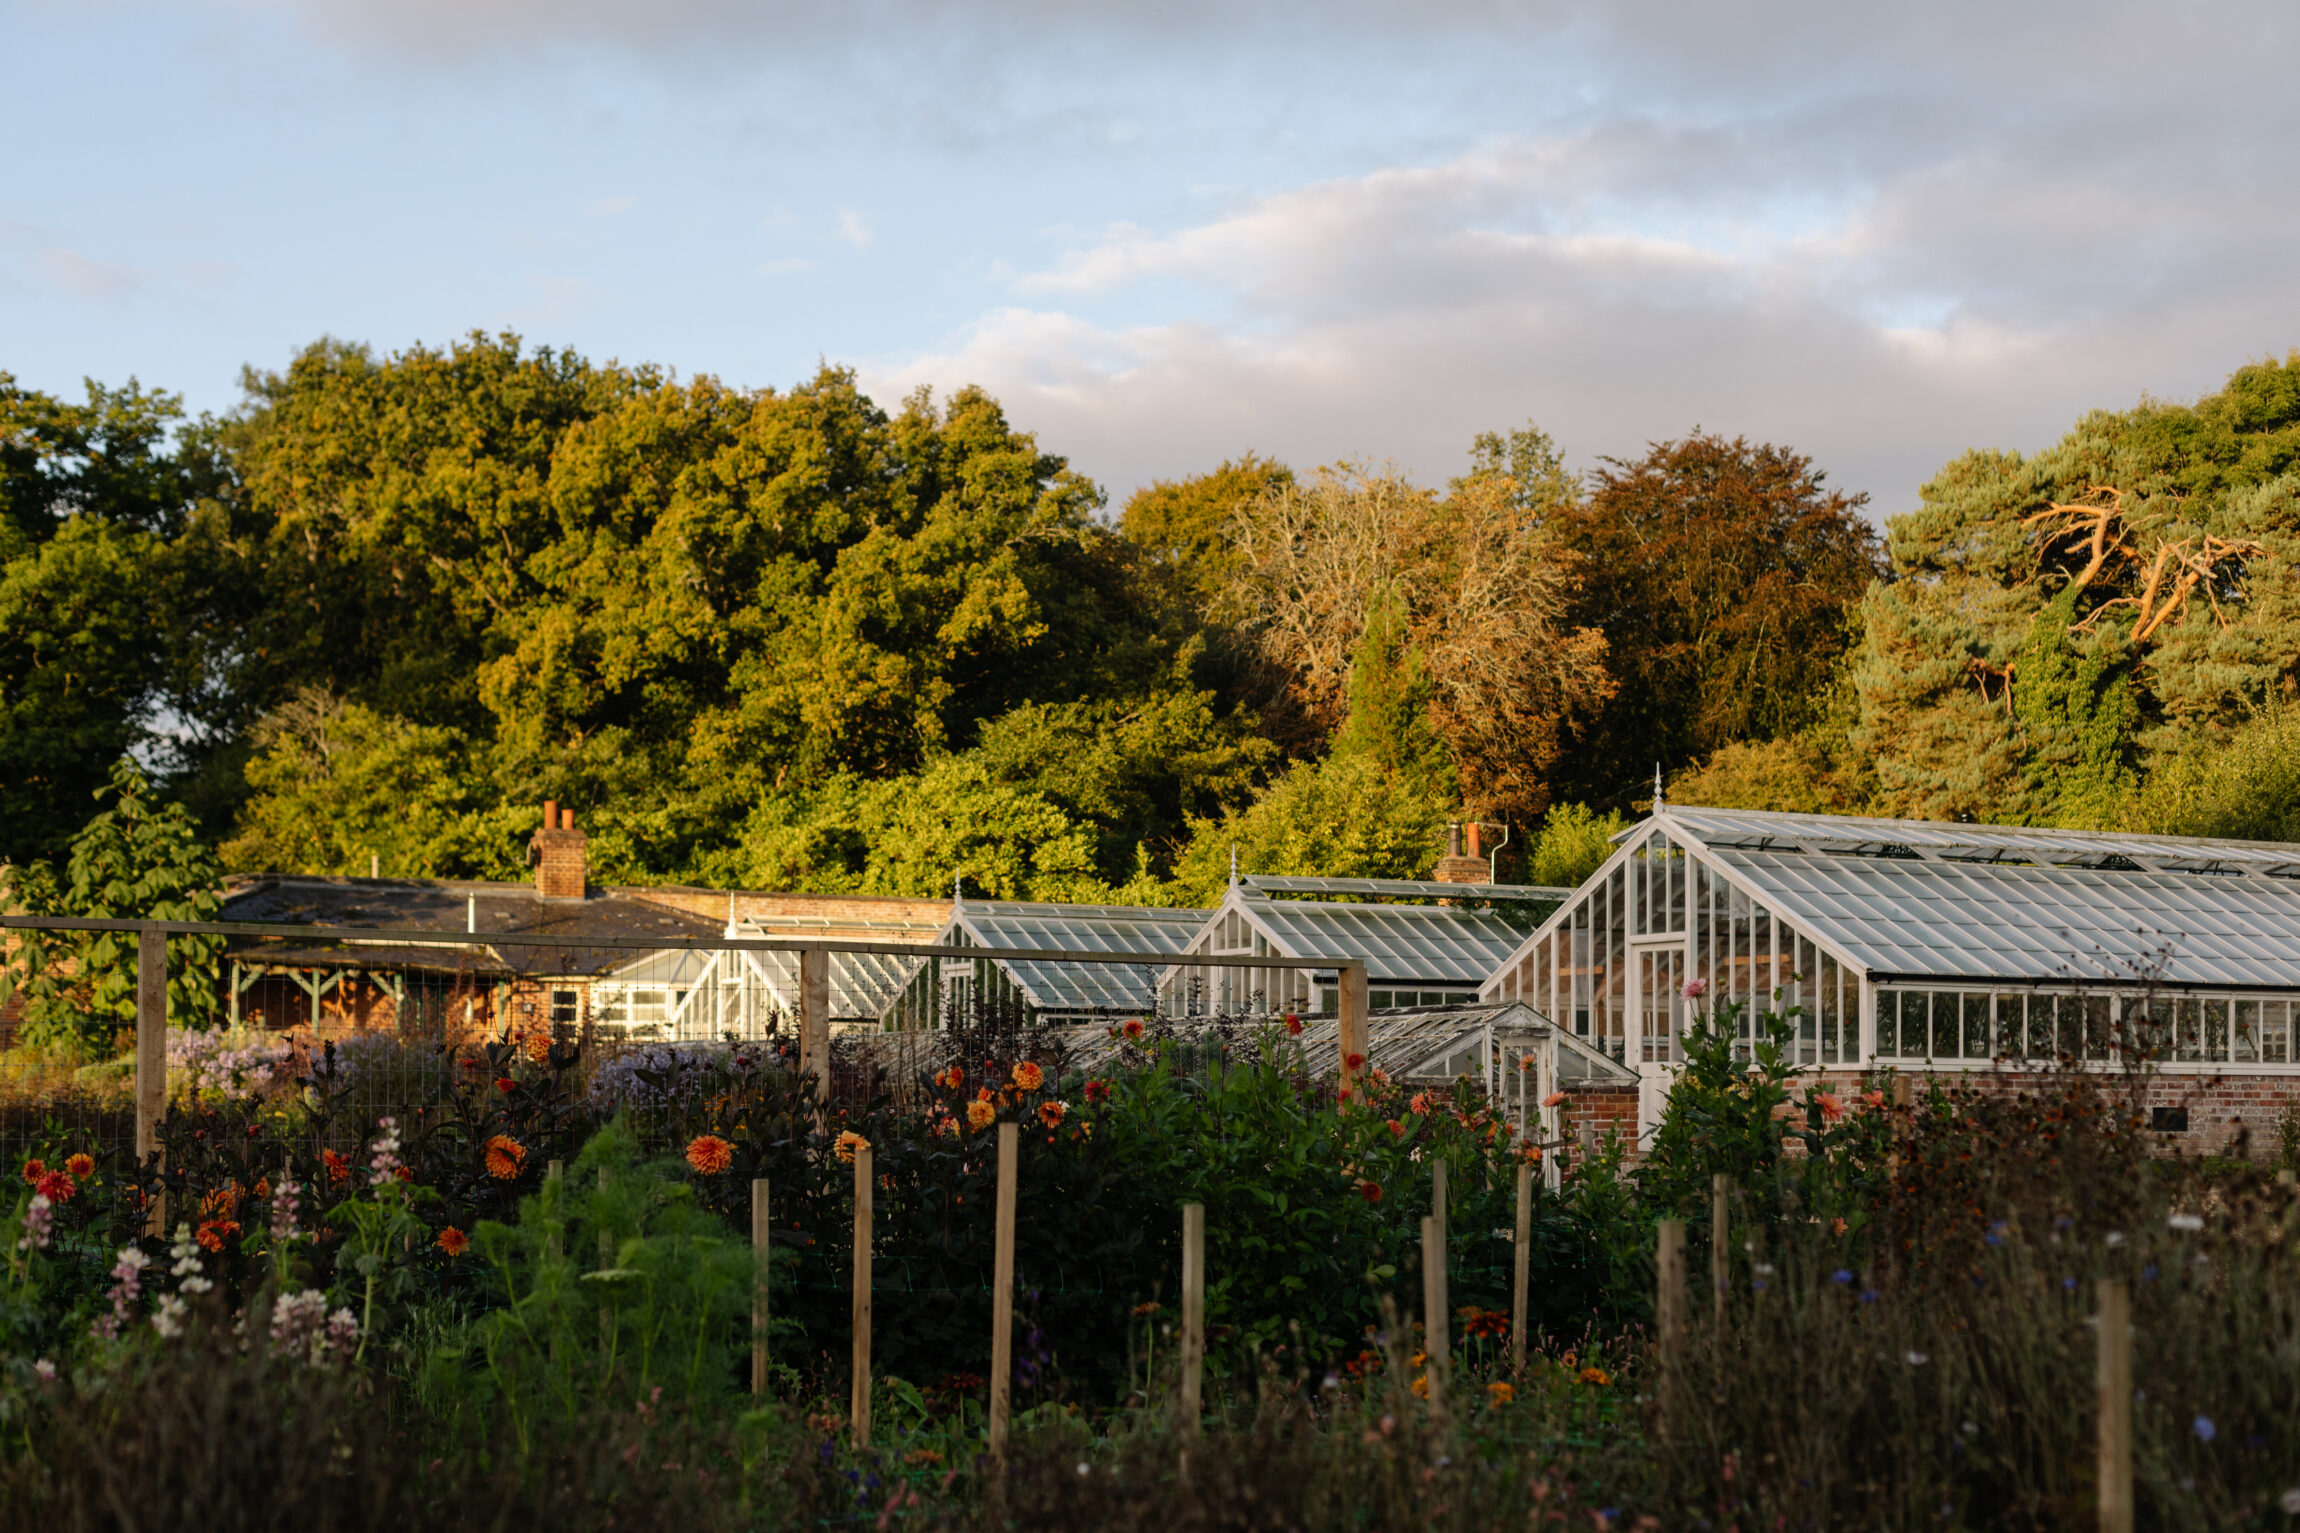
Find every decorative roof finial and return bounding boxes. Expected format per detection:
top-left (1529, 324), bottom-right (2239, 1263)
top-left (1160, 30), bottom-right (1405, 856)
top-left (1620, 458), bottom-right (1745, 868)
top-left (1653, 763), bottom-right (1666, 813)
top-left (1228, 843), bottom-right (1239, 888)
top-left (952, 872), bottom-right (963, 907)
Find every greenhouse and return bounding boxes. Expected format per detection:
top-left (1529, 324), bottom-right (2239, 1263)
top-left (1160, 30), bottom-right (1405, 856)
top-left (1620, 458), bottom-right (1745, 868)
top-left (1159, 875), bottom-right (1557, 1017)
top-left (880, 898), bottom-right (1213, 1028)
top-left (592, 919), bottom-right (923, 1040)
top-left (1481, 803), bottom-right (2300, 1136)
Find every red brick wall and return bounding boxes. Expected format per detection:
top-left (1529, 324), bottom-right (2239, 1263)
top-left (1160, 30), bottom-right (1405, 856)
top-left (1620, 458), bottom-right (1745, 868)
top-left (1557, 1084), bottom-right (1640, 1153)
top-left (529, 827), bottom-right (588, 901)
top-left (1804, 1067), bottom-right (2298, 1159)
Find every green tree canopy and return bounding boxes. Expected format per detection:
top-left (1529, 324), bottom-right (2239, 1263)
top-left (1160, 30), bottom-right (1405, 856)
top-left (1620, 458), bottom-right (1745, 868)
top-left (1853, 353), bottom-right (2300, 824)
top-left (0, 758), bottom-right (224, 1051)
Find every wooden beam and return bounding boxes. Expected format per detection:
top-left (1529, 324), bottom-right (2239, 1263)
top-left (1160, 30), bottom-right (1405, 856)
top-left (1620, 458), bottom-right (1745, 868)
top-left (1656, 1219), bottom-right (1687, 1444)
top-left (850, 1142), bottom-right (873, 1447)
top-left (988, 1121), bottom-right (1019, 1463)
top-left (1420, 1214), bottom-right (1449, 1418)
top-left (752, 1177), bottom-right (771, 1396)
top-left (1511, 1161), bottom-right (1531, 1377)
top-left (135, 924), bottom-right (167, 1234)
top-left (1180, 1202), bottom-right (1205, 1438)
top-left (2098, 1278), bottom-right (2132, 1533)
top-left (800, 946), bottom-right (830, 1125)
top-left (1338, 962), bottom-right (1369, 1098)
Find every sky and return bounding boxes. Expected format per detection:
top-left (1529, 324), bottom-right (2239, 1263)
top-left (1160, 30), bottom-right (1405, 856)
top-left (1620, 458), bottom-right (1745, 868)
top-left (4, 0), bottom-right (2298, 520)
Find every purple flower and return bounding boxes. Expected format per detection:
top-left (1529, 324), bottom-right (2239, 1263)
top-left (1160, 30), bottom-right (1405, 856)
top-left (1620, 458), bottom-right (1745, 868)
top-left (2194, 1415), bottom-right (2216, 1443)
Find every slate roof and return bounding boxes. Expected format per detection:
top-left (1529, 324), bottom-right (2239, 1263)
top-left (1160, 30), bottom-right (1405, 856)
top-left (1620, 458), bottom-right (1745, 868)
top-left (217, 877), bottom-right (723, 979)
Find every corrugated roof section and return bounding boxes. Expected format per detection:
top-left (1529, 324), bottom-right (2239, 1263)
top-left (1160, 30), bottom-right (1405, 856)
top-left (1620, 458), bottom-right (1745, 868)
top-left (1241, 900), bottom-right (1525, 985)
top-left (1710, 845), bottom-right (2300, 990)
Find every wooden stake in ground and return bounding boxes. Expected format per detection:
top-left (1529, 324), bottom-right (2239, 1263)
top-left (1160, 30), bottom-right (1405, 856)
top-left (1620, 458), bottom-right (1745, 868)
top-left (1511, 1161), bottom-right (1532, 1377)
top-left (1432, 1155), bottom-right (1448, 1250)
top-left (1421, 1214), bottom-right (1449, 1417)
top-left (752, 1177), bottom-right (771, 1397)
top-left (850, 1142), bottom-right (873, 1447)
top-left (1655, 1219), bottom-right (1686, 1444)
top-left (2098, 1278), bottom-right (2132, 1533)
top-left (1711, 1173), bottom-right (1730, 1332)
top-left (135, 923), bottom-right (167, 1234)
top-left (1338, 964), bottom-right (1369, 1099)
top-left (988, 1122), bottom-right (1019, 1463)
top-left (1180, 1202), bottom-right (1205, 1439)
top-left (800, 947), bottom-right (831, 1130)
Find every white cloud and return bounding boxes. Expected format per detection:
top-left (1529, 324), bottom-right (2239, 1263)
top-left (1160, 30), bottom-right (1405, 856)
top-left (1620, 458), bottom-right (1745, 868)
top-left (834, 208), bottom-right (872, 250)
top-left (869, 136), bottom-right (2300, 514)
top-left (36, 246), bottom-right (141, 301)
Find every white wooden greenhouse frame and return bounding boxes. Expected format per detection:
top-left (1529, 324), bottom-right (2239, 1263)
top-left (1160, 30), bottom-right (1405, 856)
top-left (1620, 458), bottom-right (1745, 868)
top-left (1480, 803), bottom-right (2300, 1139)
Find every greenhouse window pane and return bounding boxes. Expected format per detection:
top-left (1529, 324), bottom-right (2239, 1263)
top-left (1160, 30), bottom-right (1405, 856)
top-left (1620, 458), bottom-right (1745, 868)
top-left (2204, 999), bottom-right (2229, 1062)
top-left (2175, 998), bottom-right (2203, 1062)
top-left (1992, 993), bottom-right (2024, 1060)
top-left (2235, 999), bottom-right (2259, 1063)
top-left (2266, 1001), bottom-right (2293, 1064)
top-left (1875, 986), bottom-right (1901, 1057)
top-left (1904, 988), bottom-right (1941, 1061)
top-left (1962, 992), bottom-right (1991, 1059)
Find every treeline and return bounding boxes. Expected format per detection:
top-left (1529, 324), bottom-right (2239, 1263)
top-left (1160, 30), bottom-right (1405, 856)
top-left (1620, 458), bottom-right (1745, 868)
top-left (3, 336), bottom-right (2297, 905)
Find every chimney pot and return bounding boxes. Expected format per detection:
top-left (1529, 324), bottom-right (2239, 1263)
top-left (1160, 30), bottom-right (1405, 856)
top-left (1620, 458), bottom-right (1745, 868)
top-left (560, 808), bottom-right (574, 831)
top-left (1432, 819), bottom-right (1487, 886)
top-left (543, 799), bottom-right (559, 831)
top-left (1466, 823), bottom-right (1482, 859)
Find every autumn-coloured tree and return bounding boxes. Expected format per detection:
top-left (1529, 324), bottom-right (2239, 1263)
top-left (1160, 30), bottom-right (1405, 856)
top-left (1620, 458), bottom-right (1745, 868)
top-left (1219, 460), bottom-right (1611, 827)
top-left (1546, 433), bottom-right (1882, 809)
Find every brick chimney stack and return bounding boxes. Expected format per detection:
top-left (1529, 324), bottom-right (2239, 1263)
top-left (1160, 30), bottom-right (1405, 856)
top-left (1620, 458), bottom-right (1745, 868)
top-left (528, 802), bottom-right (588, 901)
top-left (1432, 821), bottom-right (1489, 885)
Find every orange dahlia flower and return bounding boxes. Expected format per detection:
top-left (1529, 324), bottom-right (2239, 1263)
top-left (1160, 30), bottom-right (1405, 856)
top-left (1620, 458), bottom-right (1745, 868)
top-left (834, 1130), bottom-right (870, 1164)
top-left (437, 1226), bottom-right (470, 1256)
top-left (484, 1135), bottom-right (527, 1180)
top-left (1036, 1100), bottom-right (1067, 1128)
top-left (966, 1100), bottom-right (997, 1132)
top-left (686, 1135), bottom-right (735, 1175)
top-left (64, 1153), bottom-right (94, 1179)
top-left (1010, 1060), bottom-right (1044, 1092)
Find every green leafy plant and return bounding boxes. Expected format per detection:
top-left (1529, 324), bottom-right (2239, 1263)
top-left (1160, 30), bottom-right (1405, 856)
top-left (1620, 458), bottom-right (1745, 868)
top-left (0, 757), bottom-right (223, 1051)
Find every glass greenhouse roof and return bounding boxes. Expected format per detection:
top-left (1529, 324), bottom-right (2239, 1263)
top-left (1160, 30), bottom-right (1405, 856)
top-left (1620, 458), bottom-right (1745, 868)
top-left (949, 900), bottom-right (1211, 1012)
top-left (737, 945), bottom-right (922, 1018)
top-left (1705, 845), bottom-right (2300, 991)
top-left (1656, 806), bottom-right (2300, 879)
top-left (1231, 897), bottom-right (1527, 985)
top-left (1242, 875), bottom-right (1570, 905)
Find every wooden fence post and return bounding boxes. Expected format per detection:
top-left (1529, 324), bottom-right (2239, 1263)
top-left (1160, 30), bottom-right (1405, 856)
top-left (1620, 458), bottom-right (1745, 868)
top-left (1711, 1173), bottom-right (1730, 1332)
top-left (1432, 1155), bottom-right (1448, 1250)
top-left (1511, 1161), bottom-right (1532, 1377)
top-left (1338, 964), bottom-right (1368, 1098)
top-left (1180, 1202), bottom-right (1205, 1438)
top-left (850, 1143), bottom-right (872, 1447)
top-left (988, 1122), bottom-right (1019, 1463)
top-left (1420, 1214), bottom-right (1449, 1417)
top-left (135, 923), bottom-right (167, 1234)
top-left (1656, 1219), bottom-right (1686, 1444)
top-left (2098, 1278), bottom-right (2132, 1533)
top-left (800, 947), bottom-right (830, 1129)
top-left (752, 1177), bottom-right (771, 1396)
